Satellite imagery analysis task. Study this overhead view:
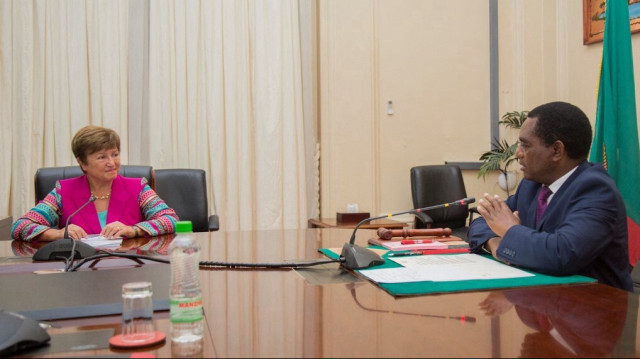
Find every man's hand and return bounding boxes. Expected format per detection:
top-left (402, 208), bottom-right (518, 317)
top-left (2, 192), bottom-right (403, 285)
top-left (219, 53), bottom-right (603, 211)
top-left (476, 193), bottom-right (520, 237)
top-left (485, 237), bottom-right (504, 261)
top-left (479, 291), bottom-right (514, 317)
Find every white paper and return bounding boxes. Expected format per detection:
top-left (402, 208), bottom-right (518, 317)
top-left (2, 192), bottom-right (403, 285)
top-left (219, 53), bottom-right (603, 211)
top-left (359, 253), bottom-right (534, 283)
top-left (81, 234), bottom-right (123, 249)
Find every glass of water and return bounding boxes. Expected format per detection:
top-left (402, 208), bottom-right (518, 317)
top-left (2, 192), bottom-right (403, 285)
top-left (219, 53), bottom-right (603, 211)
top-left (121, 281), bottom-right (155, 343)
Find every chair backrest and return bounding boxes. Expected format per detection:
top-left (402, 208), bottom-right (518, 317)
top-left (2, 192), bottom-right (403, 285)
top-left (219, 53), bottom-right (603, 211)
top-left (34, 165), bottom-right (154, 204)
top-left (410, 164), bottom-right (469, 229)
top-left (154, 168), bottom-right (210, 232)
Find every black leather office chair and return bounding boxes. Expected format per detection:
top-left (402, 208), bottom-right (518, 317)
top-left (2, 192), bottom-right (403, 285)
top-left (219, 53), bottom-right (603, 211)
top-left (154, 168), bottom-right (220, 232)
top-left (34, 165), bottom-right (154, 204)
top-left (410, 164), bottom-right (474, 239)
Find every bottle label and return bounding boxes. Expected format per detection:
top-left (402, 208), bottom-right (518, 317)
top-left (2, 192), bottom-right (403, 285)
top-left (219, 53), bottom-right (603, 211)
top-left (170, 296), bottom-right (203, 323)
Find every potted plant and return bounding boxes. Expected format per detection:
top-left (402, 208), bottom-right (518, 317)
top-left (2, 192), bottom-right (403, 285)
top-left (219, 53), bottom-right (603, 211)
top-left (477, 110), bottom-right (528, 195)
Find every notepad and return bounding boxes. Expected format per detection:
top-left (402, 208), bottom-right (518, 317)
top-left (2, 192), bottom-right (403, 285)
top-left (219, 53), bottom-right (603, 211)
top-left (81, 234), bottom-right (123, 249)
top-left (380, 240), bottom-right (448, 251)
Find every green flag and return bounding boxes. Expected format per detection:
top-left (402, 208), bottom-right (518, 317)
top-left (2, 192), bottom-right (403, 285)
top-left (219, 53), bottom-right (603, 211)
top-left (589, 0), bottom-right (640, 266)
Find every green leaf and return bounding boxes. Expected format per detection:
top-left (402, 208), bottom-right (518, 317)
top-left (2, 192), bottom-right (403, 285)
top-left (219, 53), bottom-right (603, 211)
top-left (477, 110), bottom-right (527, 180)
top-left (499, 110), bottom-right (528, 129)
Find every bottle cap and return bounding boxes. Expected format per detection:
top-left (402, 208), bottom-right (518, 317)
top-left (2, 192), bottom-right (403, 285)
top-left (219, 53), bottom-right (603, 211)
top-left (175, 221), bottom-right (193, 233)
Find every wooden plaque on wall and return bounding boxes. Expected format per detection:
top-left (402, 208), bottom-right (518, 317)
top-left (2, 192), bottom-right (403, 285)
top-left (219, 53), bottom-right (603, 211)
top-left (583, 0), bottom-right (640, 45)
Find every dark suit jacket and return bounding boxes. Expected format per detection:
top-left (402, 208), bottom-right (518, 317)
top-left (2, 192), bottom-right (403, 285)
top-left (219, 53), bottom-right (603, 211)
top-left (468, 161), bottom-right (633, 291)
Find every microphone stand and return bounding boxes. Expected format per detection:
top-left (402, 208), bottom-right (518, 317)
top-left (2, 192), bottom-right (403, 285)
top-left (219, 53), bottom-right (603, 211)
top-left (340, 197), bottom-right (475, 270)
top-left (65, 196), bottom-right (96, 270)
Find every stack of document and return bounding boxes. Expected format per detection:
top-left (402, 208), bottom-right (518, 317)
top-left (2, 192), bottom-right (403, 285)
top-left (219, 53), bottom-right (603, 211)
top-left (380, 240), bottom-right (448, 251)
top-left (81, 234), bottom-right (123, 249)
top-left (360, 254), bottom-right (535, 283)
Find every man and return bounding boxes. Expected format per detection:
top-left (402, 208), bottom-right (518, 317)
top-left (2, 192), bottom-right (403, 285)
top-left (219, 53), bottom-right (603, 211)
top-left (468, 101), bottom-right (633, 291)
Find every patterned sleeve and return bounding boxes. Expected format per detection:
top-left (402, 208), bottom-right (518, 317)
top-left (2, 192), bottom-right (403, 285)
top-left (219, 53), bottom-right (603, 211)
top-left (11, 183), bottom-right (63, 242)
top-left (136, 178), bottom-right (179, 236)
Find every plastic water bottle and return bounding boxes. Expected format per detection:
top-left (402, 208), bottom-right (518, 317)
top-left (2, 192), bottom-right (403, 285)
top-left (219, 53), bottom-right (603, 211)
top-left (169, 221), bottom-right (204, 346)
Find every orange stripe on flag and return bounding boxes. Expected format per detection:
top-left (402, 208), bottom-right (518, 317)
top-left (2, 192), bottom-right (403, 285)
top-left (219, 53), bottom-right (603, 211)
top-left (627, 217), bottom-right (640, 267)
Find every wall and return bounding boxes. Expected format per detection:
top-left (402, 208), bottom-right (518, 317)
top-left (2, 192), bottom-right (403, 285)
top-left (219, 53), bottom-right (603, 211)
top-left (318, 0), bottom-right (640, 218)
top-left (319, 0), bottom-right (491, 218)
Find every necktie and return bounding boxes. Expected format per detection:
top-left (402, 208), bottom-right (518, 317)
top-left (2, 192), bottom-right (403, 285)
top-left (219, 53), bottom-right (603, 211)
top-left (536, 186), bottom-right (553, 225)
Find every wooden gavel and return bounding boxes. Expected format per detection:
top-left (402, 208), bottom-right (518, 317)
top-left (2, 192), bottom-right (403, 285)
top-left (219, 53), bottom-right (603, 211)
top-left (377, 227), bottom-right (452, 240)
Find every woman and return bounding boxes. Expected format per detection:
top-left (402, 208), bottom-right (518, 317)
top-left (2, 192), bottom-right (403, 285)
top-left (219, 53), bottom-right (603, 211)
top-left (12, 125), bottom-right (179, 241)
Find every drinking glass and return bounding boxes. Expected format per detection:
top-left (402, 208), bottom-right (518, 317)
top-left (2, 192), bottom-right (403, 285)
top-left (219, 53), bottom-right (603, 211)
top-left (121, 281), bottom-right (155, 343)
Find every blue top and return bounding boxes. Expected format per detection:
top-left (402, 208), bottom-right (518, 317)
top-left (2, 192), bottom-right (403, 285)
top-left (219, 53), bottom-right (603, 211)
top-left (97, 211), bottom-right (107, 228)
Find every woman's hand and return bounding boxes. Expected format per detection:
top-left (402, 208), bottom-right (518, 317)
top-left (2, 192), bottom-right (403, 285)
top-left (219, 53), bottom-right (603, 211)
top-left (66, 224), bottom-right (89, 240)
top-left (37, 228), bottom-right (65, 242)
top-left (38, 224), bottom-right (88, 241)
top-left (102, 221), bottom-right (137, 239)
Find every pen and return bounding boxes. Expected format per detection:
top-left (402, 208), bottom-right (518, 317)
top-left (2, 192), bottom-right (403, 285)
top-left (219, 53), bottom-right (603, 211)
top-left (387, 248), bottom-right (470, 257)
top-left (400, 239), bottom-right (433, 244)
top-left (420, 248), bottom-right (470, 255)
top-left (387, 251), bottom-right (423, 257)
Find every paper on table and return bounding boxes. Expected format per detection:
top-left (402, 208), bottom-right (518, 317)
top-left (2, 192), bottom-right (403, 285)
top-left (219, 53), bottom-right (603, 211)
top-left (81, 234), bottom-right (123, 249)
top-left (359, 253), bottom-right (534, 283)
top-left (380, 240), bottom-right (448, 251)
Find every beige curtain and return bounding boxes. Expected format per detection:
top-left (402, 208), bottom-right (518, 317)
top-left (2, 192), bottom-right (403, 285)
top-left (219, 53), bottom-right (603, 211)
top-left (1, 0), bottom-right (318, 231)
top-left (1, 0), bottom-right (130, 219)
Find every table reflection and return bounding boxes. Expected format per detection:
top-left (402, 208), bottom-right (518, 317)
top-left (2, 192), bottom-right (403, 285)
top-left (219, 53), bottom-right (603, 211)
top-left (10, 234), bottom-right (176, 257)
top-left (347, 282), bottom-right (476, 323)
top-left (479, 285), bottom-right (630, 357)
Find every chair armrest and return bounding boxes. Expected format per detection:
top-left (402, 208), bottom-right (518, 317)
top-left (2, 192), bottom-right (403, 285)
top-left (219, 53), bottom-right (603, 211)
top-left (415, 211), bottom-right (433, 225)
top-left (208, 214), bottom-right (220, 231)
top-left (412, 212), bottom-right (434, 229)
top-left (468, 207), bottom-right (479, 225)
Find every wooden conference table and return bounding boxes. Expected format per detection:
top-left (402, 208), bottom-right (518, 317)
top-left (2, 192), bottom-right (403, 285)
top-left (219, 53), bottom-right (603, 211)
top-left (1, 228), bottom-right (638, 358)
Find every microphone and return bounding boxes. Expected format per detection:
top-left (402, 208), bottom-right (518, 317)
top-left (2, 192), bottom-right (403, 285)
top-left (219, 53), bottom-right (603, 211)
top-left (340, 197), bottom-right (475, 269)
top-left (33, 196), bottom-right (98, 261)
